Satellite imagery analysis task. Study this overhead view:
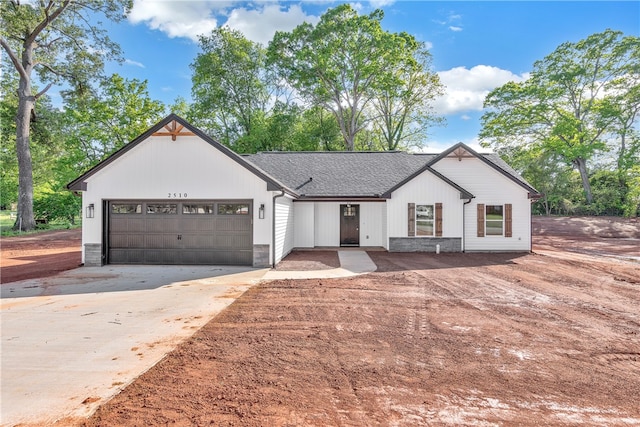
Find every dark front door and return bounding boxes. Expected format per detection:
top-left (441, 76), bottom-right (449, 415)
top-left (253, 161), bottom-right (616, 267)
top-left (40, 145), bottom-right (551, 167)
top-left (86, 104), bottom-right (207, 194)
top-left (340, 204), bottom-right (360, 246)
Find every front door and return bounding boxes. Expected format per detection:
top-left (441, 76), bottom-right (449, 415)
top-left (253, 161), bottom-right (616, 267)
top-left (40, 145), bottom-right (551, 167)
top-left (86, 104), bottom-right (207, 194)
top-left (340, 204), bottom-right (360, 246)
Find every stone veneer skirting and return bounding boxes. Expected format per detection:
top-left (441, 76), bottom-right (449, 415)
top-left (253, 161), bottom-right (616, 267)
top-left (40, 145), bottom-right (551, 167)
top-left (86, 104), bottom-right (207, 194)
top-left (253, 244), bottom-right (270, 267)
top-left (84, 243), bottom-right (103, 266)
top-left (389, 237), bottom-right (462, 253)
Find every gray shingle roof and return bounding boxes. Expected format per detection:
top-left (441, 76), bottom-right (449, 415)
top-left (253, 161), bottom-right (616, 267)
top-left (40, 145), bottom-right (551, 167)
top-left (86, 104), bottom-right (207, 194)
top-left (245, 151), bottom-right (436, 198)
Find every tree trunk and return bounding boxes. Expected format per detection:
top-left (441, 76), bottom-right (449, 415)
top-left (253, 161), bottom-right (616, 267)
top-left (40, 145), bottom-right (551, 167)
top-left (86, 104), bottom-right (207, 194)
top-left (574, 157), bottom-right (594, 205)
top-left (13, 49), bottom-right (36, 231)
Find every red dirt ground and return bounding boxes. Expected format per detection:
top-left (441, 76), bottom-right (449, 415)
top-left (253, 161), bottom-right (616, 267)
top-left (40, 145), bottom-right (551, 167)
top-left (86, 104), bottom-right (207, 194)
top-left (0, 228), bottom-right (81, 284)
top-left (4, 217), bottom-right (640, 426)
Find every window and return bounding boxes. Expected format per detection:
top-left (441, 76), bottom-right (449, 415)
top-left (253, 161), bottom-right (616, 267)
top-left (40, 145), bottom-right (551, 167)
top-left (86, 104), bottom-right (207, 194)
top-left (111, 204), bottom-right (141, 214)
top-left (146, 204), bottom-right (177, 214)
top-left (182, 204), bottom-right (214, 214)
top-left (343, 205), bottom-right (357, 217)
top-left (218, 203), bottom-right (249, 215)
top-left (416, 204), bottom-right (434, 236)
top-left (485, 205), bottom-right (504, 236)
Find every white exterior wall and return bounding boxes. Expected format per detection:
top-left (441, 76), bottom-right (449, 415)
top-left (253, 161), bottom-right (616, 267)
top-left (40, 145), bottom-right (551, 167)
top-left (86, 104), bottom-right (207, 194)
top-left (359, 202), bottom-right (386, 247)
top-left (274, 195), bottom-right (295, 263)
top-left (431, 157), bottom-right (532, 251)
top-left (80, 135), bottom-right (273, 262)
top-left (293, 202), bottom-right (315, 248)
top-left (387, 170), bottom-right (465, 240)
top-left (291, 201), bottom-right (385, 247)
top-left (314, 203), bottom-right (340, 247)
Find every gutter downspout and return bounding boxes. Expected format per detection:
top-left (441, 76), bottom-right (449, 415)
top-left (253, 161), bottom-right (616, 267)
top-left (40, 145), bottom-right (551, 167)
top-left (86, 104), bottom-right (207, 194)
top-left (462, 197), bottom-right (473, 252)
top-left (272, 189), bottom-right (286, 268)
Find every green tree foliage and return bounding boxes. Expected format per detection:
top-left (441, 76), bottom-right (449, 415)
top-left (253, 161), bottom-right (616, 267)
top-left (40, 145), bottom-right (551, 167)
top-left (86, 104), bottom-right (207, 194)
top-left (624, 166), bottom-right (640, 217)
top-left (480, 30), bottom-right (640, 207)
top-left (268, 4), bottom-right (440, 151)
top-left (0, 0), bottom-right (132, 231)
top-left (190, 28), bottom-right (296, 152)
top-left (370, 45), bottom-right (444, 151)
top-left (61, 74), bottom-right (166, 171)
top-left (1, 68), bottom-right (67, 215)
top-left (289, 107), bottom-right (343, 151)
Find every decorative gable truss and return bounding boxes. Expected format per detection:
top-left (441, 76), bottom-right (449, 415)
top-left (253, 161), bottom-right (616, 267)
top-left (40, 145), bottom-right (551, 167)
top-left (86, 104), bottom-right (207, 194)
top-left (152, 119), bottom-right (196, 141)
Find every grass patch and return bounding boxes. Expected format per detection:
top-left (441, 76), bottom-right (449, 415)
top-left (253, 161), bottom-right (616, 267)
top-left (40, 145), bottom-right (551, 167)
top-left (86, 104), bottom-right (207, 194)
top-left (0, 210), bottom-right (81, 237)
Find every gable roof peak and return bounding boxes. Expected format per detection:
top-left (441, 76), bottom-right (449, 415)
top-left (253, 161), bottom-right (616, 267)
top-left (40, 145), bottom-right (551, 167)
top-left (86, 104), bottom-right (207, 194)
top-left (427, 142), bottom-right (540, 196)
top-left (67, 114), bottom-right (287, 193)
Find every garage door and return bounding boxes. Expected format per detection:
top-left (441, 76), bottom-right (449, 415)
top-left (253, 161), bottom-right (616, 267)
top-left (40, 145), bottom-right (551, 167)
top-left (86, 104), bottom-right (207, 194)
top-left (107, 200), bottom-right (252, 265)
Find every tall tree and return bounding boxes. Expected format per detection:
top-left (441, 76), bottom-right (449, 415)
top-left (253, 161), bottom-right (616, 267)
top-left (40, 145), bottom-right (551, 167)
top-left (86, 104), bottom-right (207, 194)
top-left (61, 74), bottom-right (166, 170)
top-left (370, 44), bottom-right (444, 151)
top-left (603, 72), bottom-right (640, 173)
top-left (190, 27), bottom-right (292, 152)
top-left (480, 30), bottom-right (640, 204)
top-left (0, 0), bottom-right (132, 231)
top-left (268, 4), bottom-right (423, 151)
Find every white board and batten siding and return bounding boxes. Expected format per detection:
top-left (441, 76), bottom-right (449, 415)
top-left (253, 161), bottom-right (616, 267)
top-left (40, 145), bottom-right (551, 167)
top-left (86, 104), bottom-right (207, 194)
top-left (293, 202), bottom-right (315, 248)
top-left (387, 170), bottom-right (465, 240)
top-left (80, 135), bottom-right (273, 262)
top-left (359, 202), bottom-right (386, 247)
top-left (293, 201), bottom-right (386, 248)
top-left (431, 157), bottom-right (532, 251)
top-left (274, 195), bottom-right (295, 264)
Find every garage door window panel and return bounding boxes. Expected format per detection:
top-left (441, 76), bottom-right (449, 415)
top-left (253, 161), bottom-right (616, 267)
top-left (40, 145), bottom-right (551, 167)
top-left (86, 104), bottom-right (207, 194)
top-left (112, 204), bottom-right (142, 214)
top-left (147, 204), bottom-right (178, 214)
top-left (218, 204), bottom-right (250, 215)
top-left (183, 204), bottom-right (214, 214)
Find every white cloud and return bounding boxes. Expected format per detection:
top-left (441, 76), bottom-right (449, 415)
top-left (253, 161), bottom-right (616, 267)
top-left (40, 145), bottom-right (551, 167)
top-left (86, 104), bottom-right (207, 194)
top-left (434, 65), bottom-right (529, 115)
top-left (224, 4), bottom-right (319, 46)
top-left (128, 0), bottom-right (226, 42)
top-left (449, 26), bottom-right (462, 32)
top-left (124, 59), bottom-right (145, 68)
top-left (128, 1), bottom-right (319, 45)
top-left (369, 0), bottom-right (396, 7)
top-left (420, 136), bottom-right (490, 154)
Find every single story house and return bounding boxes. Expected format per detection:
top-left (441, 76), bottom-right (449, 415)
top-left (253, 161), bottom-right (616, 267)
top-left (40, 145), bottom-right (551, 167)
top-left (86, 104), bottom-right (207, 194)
top-left (67, 114), bottom-right (541, 267)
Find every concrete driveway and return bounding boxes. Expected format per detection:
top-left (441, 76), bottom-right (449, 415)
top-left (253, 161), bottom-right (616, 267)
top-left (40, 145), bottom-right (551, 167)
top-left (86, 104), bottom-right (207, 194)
top-left (1, 265), bottom-right (267, 426)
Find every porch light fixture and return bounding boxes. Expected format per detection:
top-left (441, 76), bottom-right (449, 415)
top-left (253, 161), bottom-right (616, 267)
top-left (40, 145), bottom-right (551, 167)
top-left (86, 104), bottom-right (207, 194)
top-left (86, 203), bottom-right (95, 218)
top-left (259, 203), bottom-right (265, 219)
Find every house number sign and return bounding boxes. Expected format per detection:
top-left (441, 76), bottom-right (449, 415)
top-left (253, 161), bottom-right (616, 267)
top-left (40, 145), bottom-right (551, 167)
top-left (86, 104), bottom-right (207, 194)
top-left (167, 192), bottom-right (188, 198)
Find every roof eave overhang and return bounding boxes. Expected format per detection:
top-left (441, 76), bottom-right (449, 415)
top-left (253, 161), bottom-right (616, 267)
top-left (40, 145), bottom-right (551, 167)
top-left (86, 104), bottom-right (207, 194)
top-left (294, 195), bottom-right (388, 202)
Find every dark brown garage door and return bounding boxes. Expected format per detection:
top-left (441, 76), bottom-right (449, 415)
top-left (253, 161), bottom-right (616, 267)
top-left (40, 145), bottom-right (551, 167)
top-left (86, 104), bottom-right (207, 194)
top-left (107, 200), bottom-right (252, 265)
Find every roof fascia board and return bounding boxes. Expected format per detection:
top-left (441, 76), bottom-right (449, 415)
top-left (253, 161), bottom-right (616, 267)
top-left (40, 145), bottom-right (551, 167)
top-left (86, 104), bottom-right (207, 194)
top-left (427, 142), bottom-right (540, 196)
top-left (67, 114), bottom-right (290, 194)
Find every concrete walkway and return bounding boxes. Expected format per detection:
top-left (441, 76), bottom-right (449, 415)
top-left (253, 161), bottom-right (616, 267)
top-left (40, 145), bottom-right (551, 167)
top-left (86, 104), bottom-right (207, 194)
top-left (0, 251), bottom-right (376, 426)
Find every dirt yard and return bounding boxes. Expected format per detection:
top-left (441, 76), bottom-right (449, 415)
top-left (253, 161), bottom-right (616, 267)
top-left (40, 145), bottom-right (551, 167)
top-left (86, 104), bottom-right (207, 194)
top-left (0, 228), bottom-right (81, 284)
top-left (3, 217), bottom-right (639, 426)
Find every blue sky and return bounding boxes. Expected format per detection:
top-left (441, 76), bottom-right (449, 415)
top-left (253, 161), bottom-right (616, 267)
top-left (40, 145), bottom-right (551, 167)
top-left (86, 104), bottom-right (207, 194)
top-left (96, 1), bottom-right (639, 152)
